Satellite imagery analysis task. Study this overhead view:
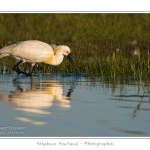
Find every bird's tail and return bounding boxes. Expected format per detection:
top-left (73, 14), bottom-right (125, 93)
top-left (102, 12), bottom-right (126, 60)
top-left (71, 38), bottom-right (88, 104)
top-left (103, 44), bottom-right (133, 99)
top-left (0, 53), bottom-right (9, 58)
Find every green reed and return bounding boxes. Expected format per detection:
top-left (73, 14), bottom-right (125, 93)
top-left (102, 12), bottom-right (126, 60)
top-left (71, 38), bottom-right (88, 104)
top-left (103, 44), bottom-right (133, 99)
top-left (0, 14), bottom-right (150, 77)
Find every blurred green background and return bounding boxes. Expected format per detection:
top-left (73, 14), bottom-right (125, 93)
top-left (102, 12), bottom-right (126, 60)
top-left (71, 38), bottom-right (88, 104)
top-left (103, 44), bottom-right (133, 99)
top-left (0, 14), bottom-right (150, 77)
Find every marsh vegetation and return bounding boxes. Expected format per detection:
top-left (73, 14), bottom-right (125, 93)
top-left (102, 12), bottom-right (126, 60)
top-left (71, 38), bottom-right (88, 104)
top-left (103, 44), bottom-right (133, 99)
top-left (0, 14), bottom-right (150, 77)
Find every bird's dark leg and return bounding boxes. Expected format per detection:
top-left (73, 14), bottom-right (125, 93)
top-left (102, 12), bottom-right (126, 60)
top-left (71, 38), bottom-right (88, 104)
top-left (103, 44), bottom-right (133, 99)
top-left (13, 60), bottom-right (23, 74)
top-left (13, 60), bottom-right (32, 76)
top-left (29, 63), bottom-right (35, 76)
top-left (29, 66), bottom-right (33, 75)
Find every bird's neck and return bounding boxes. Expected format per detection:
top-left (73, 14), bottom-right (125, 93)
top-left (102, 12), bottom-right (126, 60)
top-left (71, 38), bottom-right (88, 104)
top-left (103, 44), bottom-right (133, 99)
top-left (44, 54), bottom-right (64, 66)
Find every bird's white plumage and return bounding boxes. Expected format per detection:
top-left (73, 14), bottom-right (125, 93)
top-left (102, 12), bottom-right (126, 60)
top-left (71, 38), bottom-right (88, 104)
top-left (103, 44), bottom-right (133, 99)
top-left (0, 40), bottom-right (70, 64)
top-left (1, 40), bottom-right (53, 62)
top-left (0, 40), bottom-right (71, 75)
top-left (12, 41), bottom-right (53, 63)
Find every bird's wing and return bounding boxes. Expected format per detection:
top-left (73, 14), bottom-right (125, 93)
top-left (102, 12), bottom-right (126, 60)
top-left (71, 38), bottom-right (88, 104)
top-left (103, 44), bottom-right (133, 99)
top-left (8, 41), bottom-right (53, 62)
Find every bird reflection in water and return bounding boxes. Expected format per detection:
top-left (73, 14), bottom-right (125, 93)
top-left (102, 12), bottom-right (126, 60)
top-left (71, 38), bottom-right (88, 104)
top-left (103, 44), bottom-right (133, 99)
top-left (0, 76), bottom-right (77, 125)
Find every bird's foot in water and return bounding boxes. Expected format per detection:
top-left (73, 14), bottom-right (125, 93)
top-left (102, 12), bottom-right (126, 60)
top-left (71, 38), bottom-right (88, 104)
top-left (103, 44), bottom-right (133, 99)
top-left (18, 71), bottom-right (32, 76)
top-left (13, 68), bottom-right (32, 76)
top-left (12, 71), bottom-right (31, 81)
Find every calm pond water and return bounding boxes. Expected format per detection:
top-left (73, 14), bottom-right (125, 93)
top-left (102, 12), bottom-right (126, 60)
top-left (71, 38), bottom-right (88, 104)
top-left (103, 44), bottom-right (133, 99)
top-left (0, 73), bottom-right (150, 137)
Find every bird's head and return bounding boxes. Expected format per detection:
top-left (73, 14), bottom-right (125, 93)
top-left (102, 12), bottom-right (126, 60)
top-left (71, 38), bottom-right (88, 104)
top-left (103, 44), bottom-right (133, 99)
top-left (54, 45), bottom-right (70, 56)
top-left (54, 45), bottom-right (80, 74)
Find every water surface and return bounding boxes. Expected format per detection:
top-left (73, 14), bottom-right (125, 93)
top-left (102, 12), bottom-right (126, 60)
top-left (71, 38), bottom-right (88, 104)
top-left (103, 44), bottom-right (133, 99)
top-left (0, 74), bottom-right (150, 137)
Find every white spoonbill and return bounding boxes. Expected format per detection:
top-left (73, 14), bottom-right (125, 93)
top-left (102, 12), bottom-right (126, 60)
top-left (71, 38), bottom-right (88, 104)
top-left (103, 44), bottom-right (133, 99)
top-left (0, 40), bottom-right (79, 76)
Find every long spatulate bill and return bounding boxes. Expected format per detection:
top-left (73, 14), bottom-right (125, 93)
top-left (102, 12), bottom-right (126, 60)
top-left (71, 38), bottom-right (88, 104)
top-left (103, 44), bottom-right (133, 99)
top-left (67, 54), bottom-right (80, 74)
